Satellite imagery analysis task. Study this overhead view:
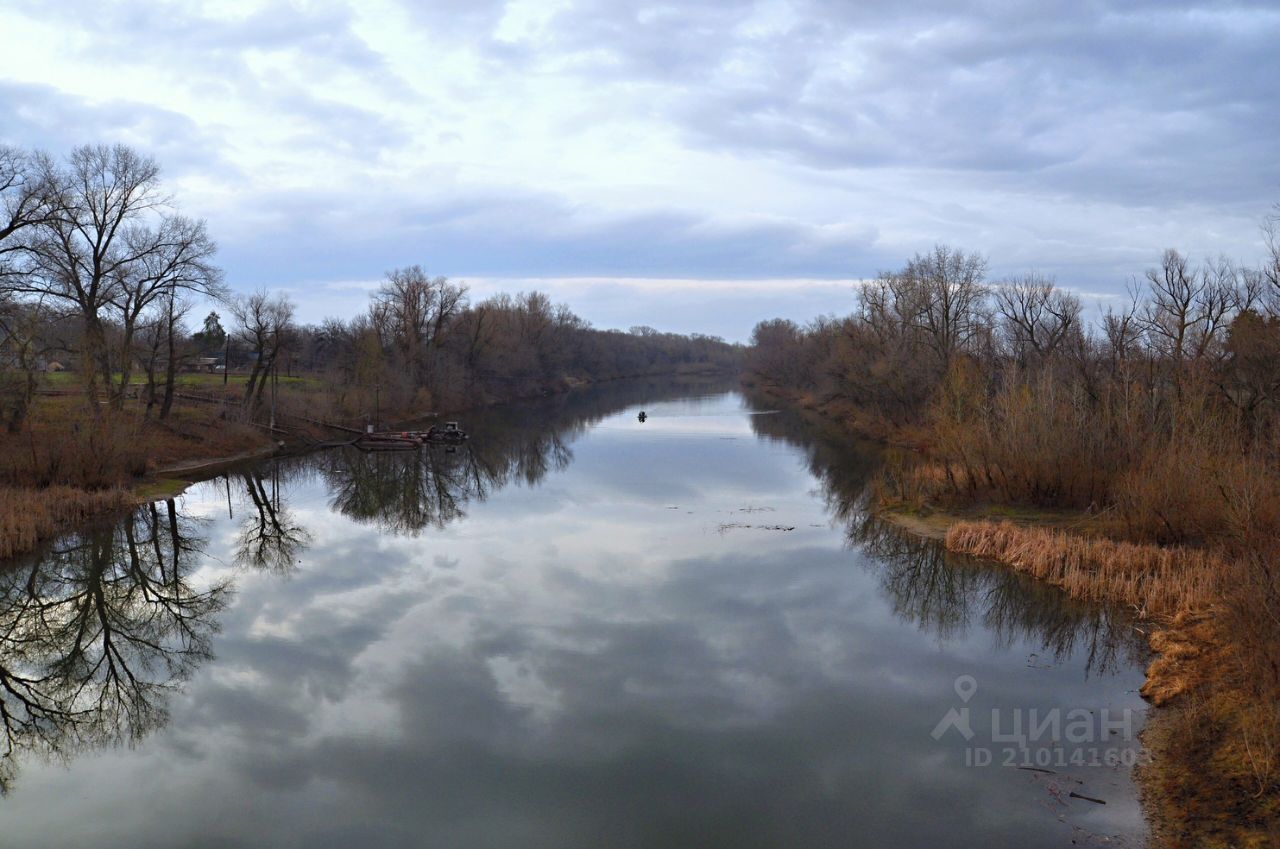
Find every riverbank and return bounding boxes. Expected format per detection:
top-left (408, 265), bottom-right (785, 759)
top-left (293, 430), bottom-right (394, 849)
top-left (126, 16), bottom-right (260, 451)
top-left (0, 369), bottom-right (737, 562)
top-left (0, 391), bottom-right (278, 559)
top-left (0, 384), bottom-right (1156, 846)
top-left (745, 380), bottom-right (1279, 848)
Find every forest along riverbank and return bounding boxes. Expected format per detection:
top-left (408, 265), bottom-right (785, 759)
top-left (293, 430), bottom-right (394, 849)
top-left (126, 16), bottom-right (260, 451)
top-left (741, 238), bottom-right (1280, 846)
top-left (0, 386), bottom-right (1151, 848)
top-left (0, 368), bottom-right (737, 563)
top-left (2, 188), bottom-right (743, 564)
top-left (744, 381), bottom-right (1275, 847)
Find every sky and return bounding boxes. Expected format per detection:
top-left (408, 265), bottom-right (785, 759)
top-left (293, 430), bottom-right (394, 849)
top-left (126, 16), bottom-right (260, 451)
top-left (1, 0), bottom-right (1277, 341)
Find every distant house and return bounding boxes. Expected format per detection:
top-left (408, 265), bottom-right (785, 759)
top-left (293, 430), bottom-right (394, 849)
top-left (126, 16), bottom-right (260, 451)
top-left (1, 355), bottom-right (64, 372)
top-left (188, 357), bottom-right (223, 373)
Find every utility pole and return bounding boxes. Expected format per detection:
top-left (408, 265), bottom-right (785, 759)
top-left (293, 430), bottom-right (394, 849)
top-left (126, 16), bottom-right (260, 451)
top-left (269, 356), bottom-right (277, 432)
top-left (374, 382), bottom-right (381, 430)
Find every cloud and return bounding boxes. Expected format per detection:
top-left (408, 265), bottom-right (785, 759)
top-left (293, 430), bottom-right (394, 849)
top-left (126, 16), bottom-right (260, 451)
top-left (0, 80), bottom-right (237, 179)
top-left (8, 0), bottom-right (396, 84)
top-left (453, 0), bottom-right (1280, 206)
top-left (1, 0), bottom-right (1277, 340)
top-left (213, 182), bottom-right (885, 284)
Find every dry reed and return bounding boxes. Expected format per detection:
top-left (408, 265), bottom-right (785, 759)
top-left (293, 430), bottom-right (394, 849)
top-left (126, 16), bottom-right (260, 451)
top-left (944, 519), bottom-right (1225, 618)
top-left (0, 486), bottom-right (133, 559)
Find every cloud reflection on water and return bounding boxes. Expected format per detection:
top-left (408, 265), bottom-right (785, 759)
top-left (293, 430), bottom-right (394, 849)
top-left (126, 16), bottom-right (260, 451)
top-left (0, 379), bottom-right (1148, 847)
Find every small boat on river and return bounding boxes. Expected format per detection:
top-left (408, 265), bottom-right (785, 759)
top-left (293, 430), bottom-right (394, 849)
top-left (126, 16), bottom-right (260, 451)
top-left (356, 421), bottom-right (468, 451)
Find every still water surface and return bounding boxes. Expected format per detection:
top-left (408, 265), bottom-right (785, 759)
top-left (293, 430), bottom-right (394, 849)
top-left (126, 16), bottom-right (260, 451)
top-left (0, 380), bottom-right (1150, 847)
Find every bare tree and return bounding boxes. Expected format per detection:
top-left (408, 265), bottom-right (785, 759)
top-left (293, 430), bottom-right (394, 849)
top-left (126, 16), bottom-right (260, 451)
top-left (5, 145), bottom-right (223, 413)
top-left (19, 145), bottom-right (166, 408)
top-left (137, 293), bottom-right (193, 420)
top-left (859, 269), bottom-right (927, 347)
top-left (903, 245), bottom-right (990, 369)
top-left (0, 148), bottom-right (57, 432)
top-left (1190, 254), bottom-right (1246, 362)
top-left (371, 265), bottom-right (468, 386)
top-left (1264, 205), bottom-right (1280, 314)
top-left (1141, 249), bottom-right (1205, 365)
top-left (233, 290), bottom-right (295, 412)
top-left (0, 146), bottom-right (56, 279)
top-left (109, 215), bottom-right (223, 407)
top-left (157, 291), bottom-right (194, 420)
top-left (993, 272), bottom-right (1082, 365)
top-left (1101, 285), bottom-right (1144, 376)
top-left (0, 296), bottom-right (55, 431)
top-left (372, 265), bottom-right (433, 383)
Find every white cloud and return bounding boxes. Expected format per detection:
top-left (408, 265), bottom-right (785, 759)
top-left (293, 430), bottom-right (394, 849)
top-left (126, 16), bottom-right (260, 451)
top-left (0, 0), bottom-right (1277, 340)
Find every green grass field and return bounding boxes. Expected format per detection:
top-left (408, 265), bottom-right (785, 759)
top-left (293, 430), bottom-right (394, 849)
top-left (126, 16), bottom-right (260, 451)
top-left (44, 371), bottom-right (322, 389)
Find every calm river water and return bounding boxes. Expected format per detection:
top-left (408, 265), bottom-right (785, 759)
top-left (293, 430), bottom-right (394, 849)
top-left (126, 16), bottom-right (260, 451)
top-left (0, 379), bottom-right (1151, 847)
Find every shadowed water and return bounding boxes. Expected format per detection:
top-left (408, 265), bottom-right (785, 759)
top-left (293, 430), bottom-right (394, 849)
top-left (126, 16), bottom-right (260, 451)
top-left (0, 379), bottom-right (1150, 847)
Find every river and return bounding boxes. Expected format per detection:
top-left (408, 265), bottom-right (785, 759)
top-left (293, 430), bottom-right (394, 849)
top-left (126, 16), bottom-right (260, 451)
top-left (0, 379), bottom-right (1151, 847)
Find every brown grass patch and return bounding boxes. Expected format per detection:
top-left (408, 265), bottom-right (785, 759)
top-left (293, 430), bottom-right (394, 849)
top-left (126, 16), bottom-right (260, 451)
top-left (1143, 610), bottom-right (1222, 706)
top-left (0, 395), bottom-right (273, 560)
top-left (0, 485), bottom-right (132, 559)
top-left (0, 396), bottom-right (271, 489)
top-left (944, 519), bottom-right (1280, 842)
top-left (944, 519), bottom-right (1225, 618)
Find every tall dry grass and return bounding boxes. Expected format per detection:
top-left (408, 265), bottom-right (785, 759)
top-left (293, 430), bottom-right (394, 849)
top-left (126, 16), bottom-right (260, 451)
top-left (0, 485), bottom-right (132, 559)
top-left (0, 395), bottom-right (274, 489)
top-left (0, 406), bottom-right (149, 488)
top-left (945, 519), bottom-right (1225, 618)
top-left (942, 456), bottom-right (1280, 835)
top-left (0, 395), bottom-right (273, 560)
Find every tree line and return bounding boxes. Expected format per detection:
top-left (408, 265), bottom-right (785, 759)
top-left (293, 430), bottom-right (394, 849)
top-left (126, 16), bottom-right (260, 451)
top-left (746, 232), bottom-right (1280, 539)
top-left (744, 226), bottom-right (1280, 812)
top-left (0, 144), bottom-right (222, 426)
top-left (278, 270), bottom-right (740, 420)
top-left (0, 143), bottom-right (741, 432)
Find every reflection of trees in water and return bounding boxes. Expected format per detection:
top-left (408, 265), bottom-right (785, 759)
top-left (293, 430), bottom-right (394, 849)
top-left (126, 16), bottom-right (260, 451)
top-left (850, 514), bottom-right (1143, 675)
top-left (0, 500), bottom-right (225, 792)
top-left (746, 401), bottom-right (881, 526)
top-left (224, 377), bottom-right (739, 557)
top-left (232, 467), bottom-right (312, 573)
top-left (320, 446), bottom-right (491, 533)
top-left (851, 514), bottom-right (979, 639)
top-left (315, 428), bottom-right (576, 534)
top-left (317, 375), bottom-right (735, 534)
top-left (744, 391), bottom-right (1145, 676)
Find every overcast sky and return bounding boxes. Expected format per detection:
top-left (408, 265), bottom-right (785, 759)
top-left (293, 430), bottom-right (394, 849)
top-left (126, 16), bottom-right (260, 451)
top-left (2, 0), bottom-right (1277, 340)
